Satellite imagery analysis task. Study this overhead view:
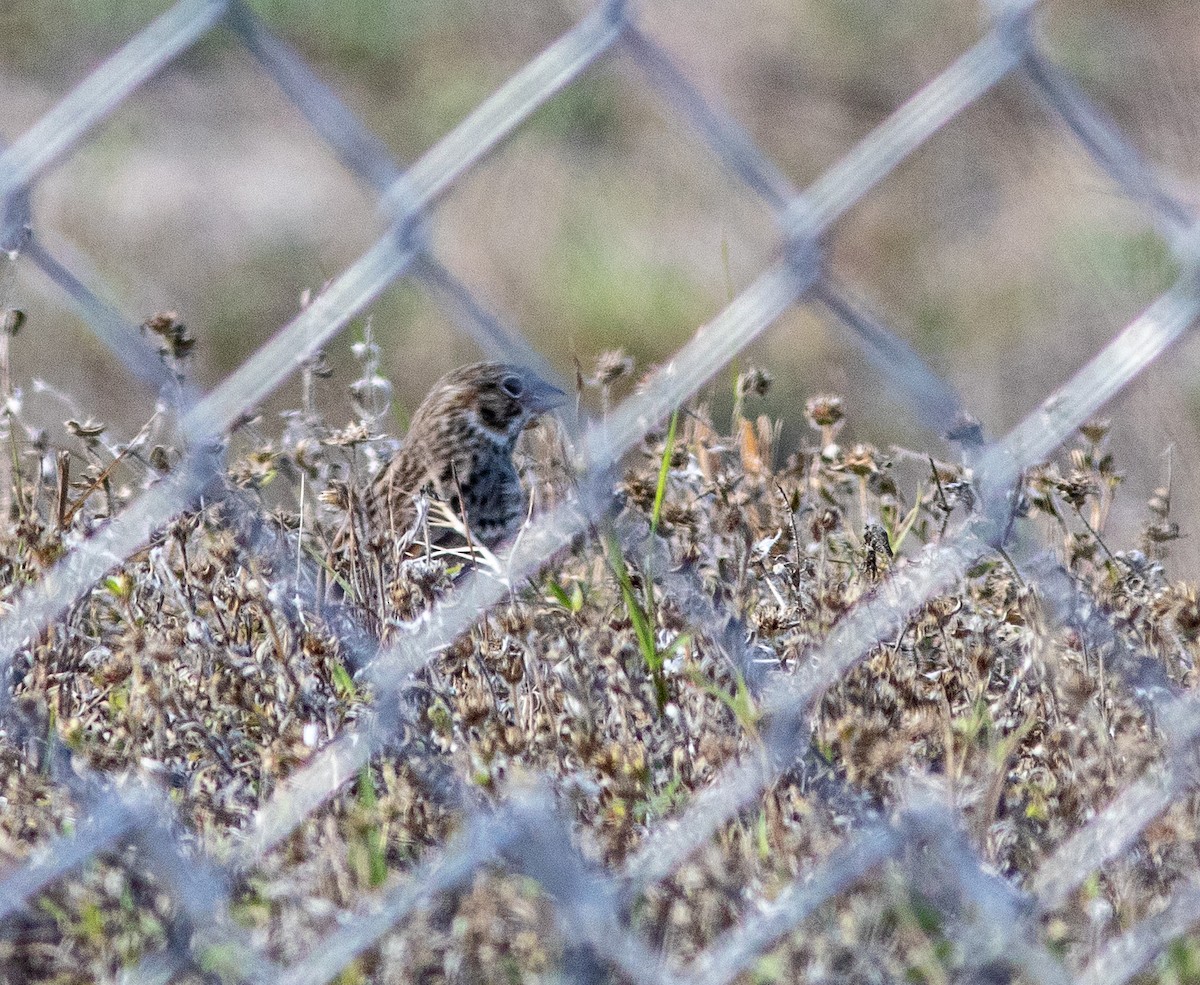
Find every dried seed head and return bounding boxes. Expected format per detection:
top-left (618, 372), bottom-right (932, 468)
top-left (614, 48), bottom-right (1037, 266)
top-left (143, 311), bottom-right (178, 337)
top-left (1079, 418), bottom-right (1110, 444)
top-left (1145, 520), bottom-right (1180, 543)
top-left (943, 480), bottom-right (976, 512)
top-left (843, 443), bottom-right (878, 477)
top-left (1148, 486), bottom-right (1171, 518)
top-left (1056, 470), bottom-right (1096, 508)
top-left (142, 311), bottom-right (195, 359)
top-left (291, 438), bottom-right (320, 472)
top-left (499, 652), bottom-right (525, 684)
top-left (810, 507), bottom-right (841, 541)
top-left (805, 394), bottom-right (844, 430)
top-left (594, 349), bottom-right (634, 386)
top-left (459, 689), bottom-right (491, 727)
top-left (736, 367), bottom-right (772, 400)
top-left (319, 480), bottom-right (351, 510)
top-left (229, 449), bottom-right (278, 490)
top-left (1, 308), bottom-right (25, 335)
top-left (322, 422), bottom-right (372, 447)
top-left (303, 350), bottom-right (334, 379)
top-left (755, 604), bottom-right (788, 636)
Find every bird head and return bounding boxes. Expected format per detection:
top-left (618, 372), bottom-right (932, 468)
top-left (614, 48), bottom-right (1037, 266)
top-left (438, 362), bottom-right (566, 446)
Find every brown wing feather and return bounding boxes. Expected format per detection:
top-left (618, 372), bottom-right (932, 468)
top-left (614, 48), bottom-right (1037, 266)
top-left (331, 442), bottom-right (430, 555)
top-left (368, 442), bottom-right (431, 534)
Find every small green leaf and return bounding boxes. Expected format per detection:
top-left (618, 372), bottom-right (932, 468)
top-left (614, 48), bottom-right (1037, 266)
top-left (79, 900), bottom-right (105, 944)
top-left (651, 409), bottom-right (679, 537)
top-left (104, 573), bottom-right (131, 598)
top-left (545, 578), bottom-right (572, 609)
top-left (356, 766), bottom-right (387, 887)
top-left (606, 533), bottom-right (667, 712)
top-left (756, 809), bottom-right (770, 861)
top-left (685, 666), bottom-right (761, 737)
top-left (330, 659), bottom-right (356, 699)
top-left (889, 487), bottom-right (923, 551)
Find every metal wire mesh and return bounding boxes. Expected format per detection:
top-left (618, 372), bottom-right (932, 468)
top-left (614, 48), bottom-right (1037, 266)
top-left (2, 0), bottom-right (1200, 981)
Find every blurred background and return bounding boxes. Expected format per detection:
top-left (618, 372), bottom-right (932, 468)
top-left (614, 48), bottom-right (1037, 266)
top-left (1, 0), bottom-right (1199, 566)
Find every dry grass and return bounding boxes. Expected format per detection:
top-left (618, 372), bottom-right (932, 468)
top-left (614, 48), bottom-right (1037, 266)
top-left (0, 316), bottom-right (1198, 983)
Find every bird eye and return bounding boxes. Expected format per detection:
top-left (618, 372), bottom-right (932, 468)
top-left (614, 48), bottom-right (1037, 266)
top-left (500, 375), bottom-right (525, 398)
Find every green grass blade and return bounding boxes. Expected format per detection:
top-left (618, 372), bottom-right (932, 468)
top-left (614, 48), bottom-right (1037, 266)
top-left (650, 409), bottom-right (679, 538)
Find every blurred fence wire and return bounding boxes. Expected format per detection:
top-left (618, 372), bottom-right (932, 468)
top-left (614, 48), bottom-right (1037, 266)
top-left (2, 0), bottom-right (1200, 981)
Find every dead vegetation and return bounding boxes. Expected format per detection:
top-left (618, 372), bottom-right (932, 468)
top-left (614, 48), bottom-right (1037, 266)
top-left (0, 315), bottom-right (1198, 983)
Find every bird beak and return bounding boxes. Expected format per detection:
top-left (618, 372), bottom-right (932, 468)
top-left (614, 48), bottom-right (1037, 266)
top-left (525, 376), bottom-right (567, 414)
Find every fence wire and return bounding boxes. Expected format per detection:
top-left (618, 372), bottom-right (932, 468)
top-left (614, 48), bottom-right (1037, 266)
top-left (2, 0), bottom-right (1200, 982)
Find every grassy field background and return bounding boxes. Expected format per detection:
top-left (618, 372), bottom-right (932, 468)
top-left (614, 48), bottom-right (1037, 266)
top-left (3, 0), bottom-right (1200, 570)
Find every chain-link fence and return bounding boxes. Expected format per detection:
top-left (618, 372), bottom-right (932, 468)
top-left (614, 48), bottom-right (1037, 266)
top-left (2, 0), bottom-right (1200, 982)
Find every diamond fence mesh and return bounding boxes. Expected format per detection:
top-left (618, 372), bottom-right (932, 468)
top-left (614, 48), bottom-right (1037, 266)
top-left (2, 0), bottom-right (1200, 981)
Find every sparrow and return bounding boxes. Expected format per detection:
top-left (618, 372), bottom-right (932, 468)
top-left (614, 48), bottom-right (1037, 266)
top-left (332, 362), bottom-right (566, 562)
